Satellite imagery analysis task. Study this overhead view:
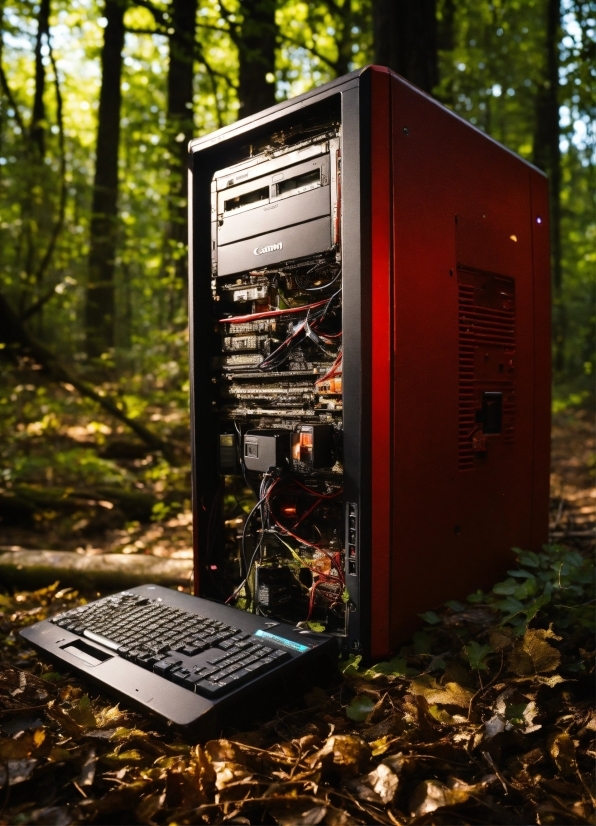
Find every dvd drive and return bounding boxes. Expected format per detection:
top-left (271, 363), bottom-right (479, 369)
top-left (217, 185), bottom-right (330, 246)
top-left (216, 216), bottom-right (332, 277)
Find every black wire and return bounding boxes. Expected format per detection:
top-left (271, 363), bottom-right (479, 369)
top-left (300, 267), bottom-right (342, 292)
top-left (240, 494), bottom-right (264, 578)
top-left (257, 289), bottom-right (342, 371)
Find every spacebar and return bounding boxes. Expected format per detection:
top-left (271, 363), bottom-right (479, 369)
top-left (83, 630), bottom-right (121, 650)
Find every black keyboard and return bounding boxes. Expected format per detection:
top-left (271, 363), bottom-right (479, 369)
top-left (20, 584), bottom-right (337, 736)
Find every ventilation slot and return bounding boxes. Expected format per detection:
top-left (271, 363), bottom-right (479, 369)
top-left (458, 270), bottom-right (515, 471)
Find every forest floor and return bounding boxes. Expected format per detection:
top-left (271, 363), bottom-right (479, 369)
top-left (0, 406), bottom-right (594, 825)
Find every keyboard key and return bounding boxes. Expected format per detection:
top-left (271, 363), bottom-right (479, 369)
top-left (180, 644), bottom-right (205, 656)
top-left (195, 679), bottom-right (227, 698)
top-left (218, 640), bottom-right (235, 650)
top-left (194, 666), bottom-right (218, 679)
top-left (206, 650), bottom-right (228, 665)
top-left (153, 659), bottom-right (182, 676)
top-left (171, 668), bottom-right (192, 685)
top-left (228, 668), bottom-right (251, 683)
top-left (232, 640), bottom-right (253, 650)
top-left (136, 653), bottom-right (159, 669)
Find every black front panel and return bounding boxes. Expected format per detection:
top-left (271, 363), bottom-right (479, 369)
top-left (189, 73), bottom-right (371, 656)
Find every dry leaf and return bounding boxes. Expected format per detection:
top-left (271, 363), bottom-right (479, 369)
top-left (489, 626), bottom-right (516, 651)
top-left (0, 758), bottom-right (38, 787)
top-left (367, 762), bottom-right (399, 803)
top-left (508, 627), bottom-right (562, 676)
top-left (410, 675), bottom-right (474, 708)
top-left (409, 776), bottom-right (489, 816)
top-left (549, 731), bottom-right (578, 777)
top-left (310, 735), bottom-right (370, 777)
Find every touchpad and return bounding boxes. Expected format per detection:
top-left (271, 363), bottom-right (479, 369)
top-left (61, 639), bottom-right (114, 667)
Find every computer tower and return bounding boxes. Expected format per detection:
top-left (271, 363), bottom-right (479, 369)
top-left (188, 65), bottom-right (551, 661)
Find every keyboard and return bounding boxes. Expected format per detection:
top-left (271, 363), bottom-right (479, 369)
top-left (19, 584), bottom-right (337, 737)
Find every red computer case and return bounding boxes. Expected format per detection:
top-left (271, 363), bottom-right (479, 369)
top-left (188, 66), bottom-right (551, 661)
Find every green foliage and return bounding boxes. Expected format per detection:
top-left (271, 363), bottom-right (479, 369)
top-left (345, 693), bottom-right (375, 721)
top-left (464, 641), bottom-right (494, 670)
top-left (488, 544), bottom-right (595, 632)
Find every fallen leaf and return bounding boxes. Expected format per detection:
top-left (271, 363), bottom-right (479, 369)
top-left (508, 627), bottom-right (562, 676)
top-left (101, 748), bottom-right (144, 766)
top-left (68, 694), bottom-right (97, 729)
top-left (310, 735), bottom-right (370, 777)
top-left (410, 675), bottom-right (474, 708)
top-left (549, 731), bottom-right (577, 776)
top-left (367, 762), bottom-right (399, 803)
top-left (409, 776), bottom-right (489, 816)
top-left (409, 779), bottom-right (452, 816)
top-left (0, 758), bottom-right (37, 787)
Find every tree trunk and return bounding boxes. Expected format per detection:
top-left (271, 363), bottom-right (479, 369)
top-left (437, 0), bottom-right (455, 52)
top-left (236, 0), bottom-right (277, 118)
top-left (165, 0), bottom-right (197, 283)
top-left (85, 0), bottom-right (126, 358)
top-left (31, 0), bottom-right (50, 159)
top-left (372, 0), bottom-right (438, 95)
top-left (533, 0), bottom-right (563, 371)
top-left (330, 0), bottom-right (353, 77)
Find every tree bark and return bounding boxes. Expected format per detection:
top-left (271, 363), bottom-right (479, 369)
top-left (236, 0), bottom-right (277, 118)
top-left (533, 0), bottom-right (563, 371)
top-left (165, 0), bottom-right (197, 282)
top-left (372, 0), bottom-right (438, 95)
top-left (31, 0), bottom-right (50, 159)
top-left (85, 0), bottom-right (126, 357)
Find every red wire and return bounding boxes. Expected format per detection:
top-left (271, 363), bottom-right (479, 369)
top-left (315, 351), bottom-right (342, 386)
top-left (220, 300), bottom-right (328, 325)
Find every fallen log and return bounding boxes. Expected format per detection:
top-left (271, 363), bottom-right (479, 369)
top-left (0, 484), bottom-right (160, 523)
top-left (0, 550), bottom-right (192, 591)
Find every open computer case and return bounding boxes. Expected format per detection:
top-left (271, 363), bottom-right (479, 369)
top-left (187, 65), bottom-right (551, 661)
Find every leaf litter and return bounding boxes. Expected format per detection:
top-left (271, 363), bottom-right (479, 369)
top-left (0, 541), bottom-right (593, 825)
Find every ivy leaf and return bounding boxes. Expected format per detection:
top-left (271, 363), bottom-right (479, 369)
top-left (367, 656), bottom-right (413, 677)
top-left (464, 641), bottom-right (493, 671)
top-left (493, 578), bottom-right (517, 595)
top-left (445, 600), bottom-right (466, 612)
top-left (340, 654), bottom-right (362, 676)
top-left (418, 611), bottom-right (441, 625)
top-left (517, 550), bottom-right (540, 568)
top-left (306, 621), bottom-right (325, 632)
top-left (345, 695), bottom-right (375, 722)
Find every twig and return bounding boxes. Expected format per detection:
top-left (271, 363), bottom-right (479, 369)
top-left (279, 34), bottom-right (338, 72)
